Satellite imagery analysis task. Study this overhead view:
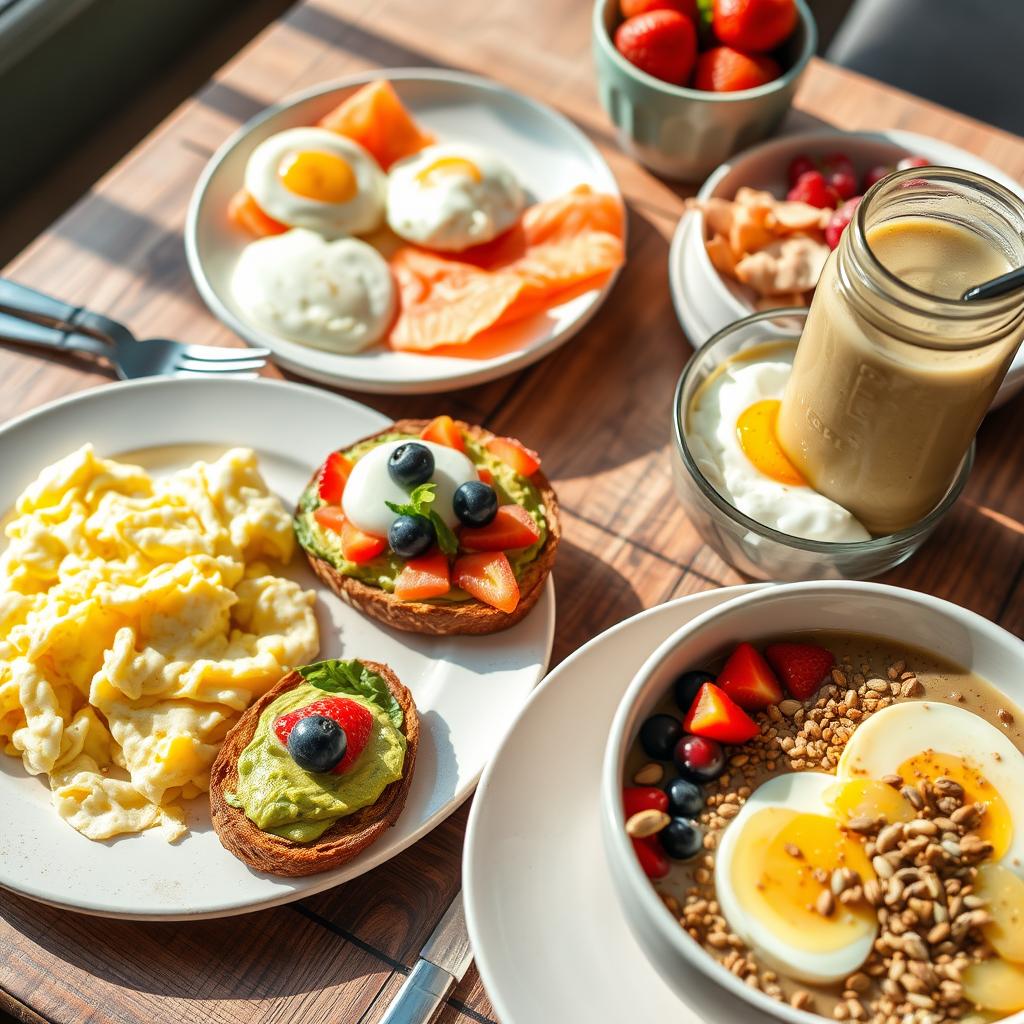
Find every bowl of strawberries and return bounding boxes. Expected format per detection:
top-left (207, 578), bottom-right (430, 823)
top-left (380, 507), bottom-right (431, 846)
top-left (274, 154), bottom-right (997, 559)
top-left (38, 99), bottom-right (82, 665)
top-left (592, 0), bottom-right (816, 180)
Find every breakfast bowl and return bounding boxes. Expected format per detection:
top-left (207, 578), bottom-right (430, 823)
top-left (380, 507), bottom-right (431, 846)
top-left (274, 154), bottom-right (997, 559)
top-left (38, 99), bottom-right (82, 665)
top-left (602, 579), bottom-right (1024, 1024)
top-left (669, 128), bottom-right (1024, 405)
top-left (671, 307), bottom-right (974, 581)
top-left (591, 0), bottom-right (816, 181)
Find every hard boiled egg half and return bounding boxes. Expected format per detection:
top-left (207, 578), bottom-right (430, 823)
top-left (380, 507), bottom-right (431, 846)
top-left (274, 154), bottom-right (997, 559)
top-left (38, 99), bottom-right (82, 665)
top-left (245, 127), bottom-right (386, 237)
top-left (386, 142), bottom-right (524, 252)
top-left (714, 771), bottom-right (878, 985)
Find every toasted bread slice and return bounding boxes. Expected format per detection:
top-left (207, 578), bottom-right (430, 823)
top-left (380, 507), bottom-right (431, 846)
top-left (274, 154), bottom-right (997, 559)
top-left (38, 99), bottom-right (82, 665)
top-left (300, 419), bottom-right (560, 636)
top-left (210, 660), bottom-right (418, 877)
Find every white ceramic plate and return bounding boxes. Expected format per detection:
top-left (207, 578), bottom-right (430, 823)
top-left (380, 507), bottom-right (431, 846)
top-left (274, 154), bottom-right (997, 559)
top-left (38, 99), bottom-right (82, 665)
top-left (463, 585), bottom-right (766, 1024)
top-left (186, 68), bottom-right (623, 395)
top-left (0, 377), bottom-right (554, 920)
top-left (669, 129), bottom-right (1024, 408)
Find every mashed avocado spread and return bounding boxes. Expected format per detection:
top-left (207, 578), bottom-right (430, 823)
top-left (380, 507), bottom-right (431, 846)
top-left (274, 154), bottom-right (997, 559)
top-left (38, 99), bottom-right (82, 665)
top-left (295, 432), bottom-right (547, 601)
top-left (225, 660), bottom-right (406, 843)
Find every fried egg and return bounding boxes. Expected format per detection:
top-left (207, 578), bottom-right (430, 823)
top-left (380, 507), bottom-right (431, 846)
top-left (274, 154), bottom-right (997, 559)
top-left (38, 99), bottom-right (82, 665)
top-left (232, 228), bottom-right (396, 353)
top-left (386, 142), bottom-right (524, 252)
top-left (0, 445), bottom-right (319, 842)
top-left (687, 345), bottom-right (870, 542)
top-left (715, 772), bottom-right (878, 984)
top-left (245, 127), bottom-right (386, 237)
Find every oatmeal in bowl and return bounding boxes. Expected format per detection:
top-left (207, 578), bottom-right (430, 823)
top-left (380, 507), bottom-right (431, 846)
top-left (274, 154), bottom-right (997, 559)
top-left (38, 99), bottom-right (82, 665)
top-left (602, 581), bottom-right (1024, 1024)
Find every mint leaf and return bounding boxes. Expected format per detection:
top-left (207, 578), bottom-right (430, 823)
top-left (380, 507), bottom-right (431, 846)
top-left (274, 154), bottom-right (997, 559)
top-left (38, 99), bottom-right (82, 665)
top-left (429, 512), bottom-right (458, 556)
top-left (297, 659), bottom-right (403, 730)
top-left (384, 482), bottom-right (457, 556)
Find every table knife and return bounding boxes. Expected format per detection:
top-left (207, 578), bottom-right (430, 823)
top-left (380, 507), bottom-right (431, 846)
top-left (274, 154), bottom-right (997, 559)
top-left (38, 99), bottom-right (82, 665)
top-left (379, 891), bottom-right (473, 1024)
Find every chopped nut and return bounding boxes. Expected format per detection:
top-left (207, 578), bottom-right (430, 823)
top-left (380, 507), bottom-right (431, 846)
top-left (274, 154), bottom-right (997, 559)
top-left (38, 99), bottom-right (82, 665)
top-left (626, 809), bottom-right (669, 838)
top-left (816, 889), bottom-right (836, 917)
top-left (998, 708), bottom-right (1015, 725)
top-left (633, 762), bottom-right (664, 786)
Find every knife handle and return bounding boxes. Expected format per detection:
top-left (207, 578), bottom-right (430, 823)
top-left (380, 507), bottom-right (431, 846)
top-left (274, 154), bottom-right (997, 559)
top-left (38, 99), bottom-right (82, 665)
top-left (378, 959), bottom-right (456, 1024)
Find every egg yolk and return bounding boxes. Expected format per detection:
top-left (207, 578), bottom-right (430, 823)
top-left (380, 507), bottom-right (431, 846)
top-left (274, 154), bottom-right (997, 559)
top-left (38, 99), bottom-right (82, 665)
top-left (279, 150), bottom-right (358, 203)
top-left (730, 807), bottom-right (876, 953)
top-left (736, 399), bottom-right (807, 486)
top-left (415, 156), bottom-right (482, 187)
top-left (896, 750), bottom-right (1011, 859)
top-left (962, 958), bottom-right (1024, 1013)
top-left (975, 863), bottom-right (1024, 963)
top-left (825, 778), bottom-right (916, 827)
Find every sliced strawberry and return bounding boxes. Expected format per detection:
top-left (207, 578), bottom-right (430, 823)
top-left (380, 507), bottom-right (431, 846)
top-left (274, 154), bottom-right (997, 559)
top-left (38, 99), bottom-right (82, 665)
top-left (395, 549), bottom-right (451, 601)
top-left (453, 551), bottom-right (520, 613)
top-left (273, 696), bottom-right (373, 774)
top-left (313, 505), bottom-right (346, 533)
top-left (683, 682), bottom-right (759, 744)
top-left (764, 642), bottom-right (835, 701)
top-left (318, 451), bottom-right (354, 505)
top-left (717, 642), bottom-right (784, 710)
top-left (459, 504), bottom-right (540, 552)
top-left (632, 835), bottom-right (670, 879)
top-left (486, 436), bottom-right (541, 476)
top-left (420, 415), bottom-right (466, 452)
top-left (477, 467), bottom-right (494, 486)
top-left (623, 786), bottom-right (669, 818)
top-left (342, 521), bottom-right (387, 564)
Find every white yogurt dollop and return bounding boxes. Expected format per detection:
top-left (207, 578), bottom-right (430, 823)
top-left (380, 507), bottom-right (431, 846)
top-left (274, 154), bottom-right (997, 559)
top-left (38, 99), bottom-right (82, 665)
top-left (342, 440), bottom-right (478, 537)
top-left (687, 350), bottom-right (871, 543)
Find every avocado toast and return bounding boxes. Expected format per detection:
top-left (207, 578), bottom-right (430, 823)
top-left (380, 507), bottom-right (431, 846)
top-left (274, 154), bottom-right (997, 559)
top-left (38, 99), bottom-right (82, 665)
top-left (295, 417), bottom-right (560, 636)
top-left (210, 659), bottom-right (418, 876)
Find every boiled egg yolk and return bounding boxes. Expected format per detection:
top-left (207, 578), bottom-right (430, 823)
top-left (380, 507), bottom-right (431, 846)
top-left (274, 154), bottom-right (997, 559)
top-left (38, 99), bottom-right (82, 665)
top-left (975, 863), bottom-right (1024, 963)
top-left (414, 156), bottom-right (482, 187)
top-left (962, 958), bottom-right (1024, 1014)
top-left (735, 399), bottom-right (807, 487)
top-left (730, 807), bottom-right (876, 954)
top-left (825, 778), bottom-right (916, 827)
top-left (896, 750), bottom-right (1011, 859)
top-left (279, 150), bottom-right (358, 203)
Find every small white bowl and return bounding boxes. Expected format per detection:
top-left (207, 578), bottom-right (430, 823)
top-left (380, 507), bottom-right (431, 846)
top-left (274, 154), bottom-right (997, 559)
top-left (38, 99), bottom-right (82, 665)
top-left (669, 129), bottom-right (1024, 407)
top-left (602, 580), bottom-right (1024, 1023)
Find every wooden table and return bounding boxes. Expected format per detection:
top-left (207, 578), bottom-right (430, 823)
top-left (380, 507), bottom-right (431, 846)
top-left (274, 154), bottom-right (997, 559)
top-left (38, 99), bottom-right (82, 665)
top-left (2, 1), bottom-right (1024, 1021)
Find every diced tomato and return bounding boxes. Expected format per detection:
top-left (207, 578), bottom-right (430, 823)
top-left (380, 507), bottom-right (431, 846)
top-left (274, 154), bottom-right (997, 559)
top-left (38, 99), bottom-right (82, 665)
top-left (342, 521), bottom-right (387, 564)
top-left (394, 550), bottom-right (451, 601)
top-left (313, 505), bottom-right (346, 533)
top-left (683, 682), bottom-right (759, 744)
top-left (318, 451), bottom-right (354, 505)
top-left (623, 787), bottom-right (669, 819)
top-left (420, 415), bottom-right (466, 452)
top-left (227, 188), bottom-right (288, 237)
top-left (716, 642), bottom-right (784, 711)
top-left (459, 504), bottom-right (540, 552)
top-left (453, 551), bottom-right (520, 613)
top-left (632, 836), bottom-right (670, 880)
top-left (486, 436), bottom-right (541, 476)
top-left (478, 467), bottom-right (494, 486)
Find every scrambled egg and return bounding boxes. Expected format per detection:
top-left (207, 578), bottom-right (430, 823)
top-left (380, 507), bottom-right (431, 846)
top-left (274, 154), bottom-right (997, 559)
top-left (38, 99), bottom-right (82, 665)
top-left (0, 445), bottom-right (319, 841)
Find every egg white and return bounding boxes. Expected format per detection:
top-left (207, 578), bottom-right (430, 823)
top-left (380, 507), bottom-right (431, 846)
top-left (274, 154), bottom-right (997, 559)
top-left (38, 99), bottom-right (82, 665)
top-left (715, 771), bottom-right (878, 984)
top-left (687, 350), bottom-right (871, 543)
top-left (342, 440), bottom-right (478, 537)
top-left (386, 142), bottom-right (524, 252)
top-left (245, 126), bottom-right (386, 237)
top-left (231, 229), bottom-right (396, 353)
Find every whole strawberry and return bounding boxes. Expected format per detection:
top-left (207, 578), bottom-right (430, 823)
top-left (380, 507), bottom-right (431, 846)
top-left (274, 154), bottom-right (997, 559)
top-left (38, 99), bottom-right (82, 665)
top-left (764, 643), bottom-right (835, 701)
top-left (712, 0), bottom-right (797, 53)
top-left (693, 46), bottom-right (779, 92)
top-left (274, 696), bottom-right (374, 774)
top-left (614, 9), bottom-right (698, 85)
top-left (621, 0), bottom-right (698, 21)
top-left (787, 169), bottom-right (840, 209)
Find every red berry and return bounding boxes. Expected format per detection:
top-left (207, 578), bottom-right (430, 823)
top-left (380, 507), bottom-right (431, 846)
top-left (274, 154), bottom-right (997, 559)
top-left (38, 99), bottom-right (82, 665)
top-left (825, 196), bottom-right (862, 250)
top-left (716, 642), bottom-right (784, 710)
top-left (897, 155), bottom-right (929, 170)
top-left (692, 46), bottom-right (780, 92)
top-left (273, 697), bottom-right (374, 774)
top-left (633, 835), bottom-right (670, 879)
top-left (764, 643), bottom-right (835, 701)
top-left (863, 164), bottom-right (894, 191)
top-left (614, 10), bottom-right (697, 85)
top-left (621, 0), bottom-right (698, 22)
top-left (786, 170), bottom-right (840, 209)
top-left (817, 153), bottom-right (857, 200)
top-left (787, 154), bottom-right (816, 187)
top-left (623, 786), bottom-right (670, 818)
top-left (674, 734), bottom-right (726, 782)
top-left (712, 0), bottom-right (797, 53)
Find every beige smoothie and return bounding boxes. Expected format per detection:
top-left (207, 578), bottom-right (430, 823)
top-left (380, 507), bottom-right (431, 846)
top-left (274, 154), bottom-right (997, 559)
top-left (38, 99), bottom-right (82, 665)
top-left (777, 215), bottom-right (1018, 536)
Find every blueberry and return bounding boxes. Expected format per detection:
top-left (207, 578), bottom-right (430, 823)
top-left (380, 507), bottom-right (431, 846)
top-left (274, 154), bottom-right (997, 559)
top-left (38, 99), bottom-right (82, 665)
top-left (287, 715), bottom-right (347, 773)
top-left (453, 480), bottom-right (498, 527)
top-left (673, 734), bottom-right (726, 783)
top-left (388, 442), bottom-right (435, 489)
top-left (665, 777), bottom-right (704, 818)
top-left (659, 817), bottom-right (703, 861)
top-left (389, 514), bottom-right (436, 559)
top-left (674, 670), bottom-right (715, 714)
top-left (639, 714), bottom-right (684, 761)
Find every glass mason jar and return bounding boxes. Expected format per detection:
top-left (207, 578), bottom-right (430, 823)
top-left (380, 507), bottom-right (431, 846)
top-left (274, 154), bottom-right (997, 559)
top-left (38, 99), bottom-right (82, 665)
top-left (777, 167), bottom-right (1024, 536)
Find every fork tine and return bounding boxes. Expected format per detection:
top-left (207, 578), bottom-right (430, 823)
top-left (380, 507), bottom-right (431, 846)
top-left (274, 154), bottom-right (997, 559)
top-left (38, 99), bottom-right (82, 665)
top-left (177, 355), bottom-right (267, 373)
top-left (173, 369), bottom-right (261, 380)
top-left (181, 343), bottom-right (272, 361)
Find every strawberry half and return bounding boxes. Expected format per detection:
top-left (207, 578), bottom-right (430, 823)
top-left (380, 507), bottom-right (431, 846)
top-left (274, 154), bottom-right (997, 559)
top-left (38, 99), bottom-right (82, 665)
top-left (717, 642), bottom-right (783, 710)
top-left (273, 697), bottom-right (373, 774)
top-left (318, 452), bottom-right (353, 505)
top-left (764, 642), bottom-right (835, 701)
top-left (683, 682), bottom-right (759, 744)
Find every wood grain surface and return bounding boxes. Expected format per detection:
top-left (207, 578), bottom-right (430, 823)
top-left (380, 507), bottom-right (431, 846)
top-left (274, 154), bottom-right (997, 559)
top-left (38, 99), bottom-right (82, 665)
top-left (2, 0), bottom-right (1024, 1021)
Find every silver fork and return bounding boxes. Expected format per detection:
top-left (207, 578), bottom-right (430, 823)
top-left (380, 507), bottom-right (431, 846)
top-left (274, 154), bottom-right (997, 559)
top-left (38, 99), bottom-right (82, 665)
top-left (0, 278), bottom-right (271, 380)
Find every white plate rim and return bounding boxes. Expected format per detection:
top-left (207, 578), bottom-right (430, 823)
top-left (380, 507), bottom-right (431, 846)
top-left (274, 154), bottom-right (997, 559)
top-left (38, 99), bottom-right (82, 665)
top-left (0, 375), bottom-right (555, 920)
top-left (184, 67), bottom-right (625, 395)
